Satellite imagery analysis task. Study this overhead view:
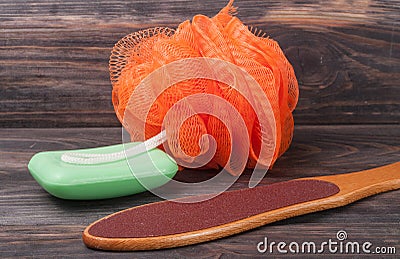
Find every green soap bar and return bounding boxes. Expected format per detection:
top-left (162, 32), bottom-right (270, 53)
top-left (28, 143), bottom-right (178, 200)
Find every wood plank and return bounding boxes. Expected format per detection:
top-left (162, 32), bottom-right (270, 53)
top-left (1, 224), bottom-right (399, 257)
top-left (0, 126), bottom-right (398, 256)
top-left (1, 0), bottom-right (399, 127)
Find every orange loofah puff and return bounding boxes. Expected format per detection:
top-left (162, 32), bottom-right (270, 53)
top-left (110, 0), bottom-right (298, 173)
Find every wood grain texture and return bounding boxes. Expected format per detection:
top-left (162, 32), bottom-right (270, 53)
top-left (2, 224), bottom-right (398, 258)
top-left (1, 0), bottom-right (399, 127)
top-left (0, 126), bottom-right (399, 256)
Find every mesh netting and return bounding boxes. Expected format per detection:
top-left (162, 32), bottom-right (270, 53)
top-left (109, 0), bottom-right (299, 172)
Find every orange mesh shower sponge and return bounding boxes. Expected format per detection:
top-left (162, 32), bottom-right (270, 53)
top-left (110, 0), bottom-right (298, 172)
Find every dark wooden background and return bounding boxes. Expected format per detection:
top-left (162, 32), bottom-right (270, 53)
top-left (0, 0), bottom-right (399, 257)
top-left (1, 0), bottom-right (399, 127)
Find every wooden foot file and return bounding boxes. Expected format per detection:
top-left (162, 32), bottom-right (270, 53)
top-left (83, 162), bottom-right (400, 251)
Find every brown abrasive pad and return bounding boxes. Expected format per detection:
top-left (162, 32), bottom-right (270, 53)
top-left (88, 180), bottom-right (339, 238)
